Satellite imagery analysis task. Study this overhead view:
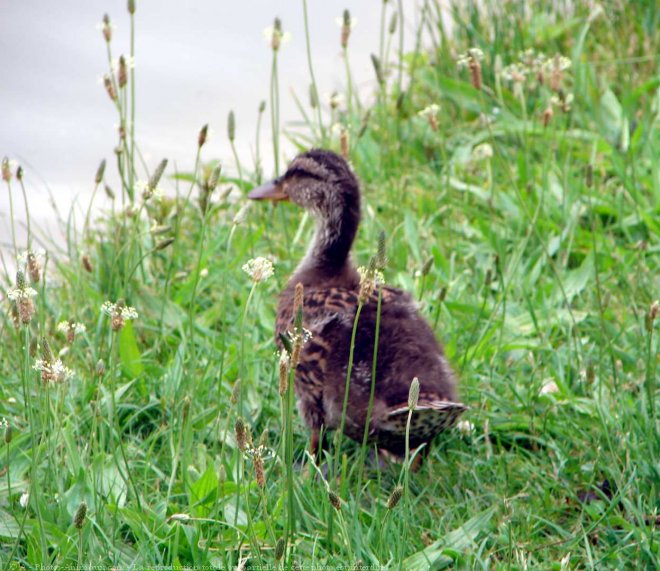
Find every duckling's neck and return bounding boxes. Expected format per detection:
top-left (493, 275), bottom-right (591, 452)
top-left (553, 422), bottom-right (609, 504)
top-left (292, 193), bottom-right (360, 287)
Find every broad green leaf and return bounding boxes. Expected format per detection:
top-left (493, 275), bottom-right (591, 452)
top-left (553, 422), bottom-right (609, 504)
top-left (190, 464), bottom-right (219, 513)
top-left (598, 89), bottom-right (626, 149)
top-left (404, 506), bottom-right (496, 569)
top-left (119, 319), bottom-right (144, 379)
top-left (560, 253), bottom-right (593, 302)
top-left (0, 509), bottom-right (33, 539)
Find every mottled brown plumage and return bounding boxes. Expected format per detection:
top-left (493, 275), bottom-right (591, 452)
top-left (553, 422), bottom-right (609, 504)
top-left (249, 149), bottom-right (466, 456)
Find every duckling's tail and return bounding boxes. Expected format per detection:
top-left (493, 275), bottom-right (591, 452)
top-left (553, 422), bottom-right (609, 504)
top-left (378, 399), bottom-right (468, 441)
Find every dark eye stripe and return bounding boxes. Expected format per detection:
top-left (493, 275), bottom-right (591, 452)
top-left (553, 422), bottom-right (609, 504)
top-left (286, 166), bottom-right (324, 181)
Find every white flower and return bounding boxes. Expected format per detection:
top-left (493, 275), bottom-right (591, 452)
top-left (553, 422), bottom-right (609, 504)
top-left (550, 92), bottom-right (574, 111)
top-left (543, 54), bottom-right (571, 73)
top-left (418, 103), bottom-right (441, 118)
top-left (95, 21), bottom-right (117, 32)
top-left (418, 104), bottom-right (441, 130)
top-left (242, 257), bottom-right (274, 283)
top-left (335, 16), bottom-right (358, 29)
top-left (0, 417), bottom-right (7, 429)
top-left (471, 143), bottom-right (493, 161)
top-left (33, 358), bottom-right (74, 384)
top-left (539, 380), bottom-right (559, 395)
top-left (199, 268), bottom-right (209, 278)
top-left (7, 285), bottom-right (37, 301)
top-left (500, 63), bottom-right (528, 83)
top-left (328, 92), bottom-right (345, 110)
top-left (57, 321), bottom-right (86, 335)
top-left (357, 266), bottom-right (385, 286)
top-left (101, 300), bottom-right (138, 331)
top-left (2, 158), bottom-right (18, 172)
top-left (263, 26), bottom-right (291, 49)
top-left (330, 123), bottom-right (344, 136)
top-left (57, 320), bottom-right (86, 343)
top-left (111, 55), bottom-right (135, 72)
top-left (19, 491), bottom-right (30, 508)
top-left (518, 49), bottom-right (547, 71)
top-left (456, 47), bottom-right (484, 68)
top-left (17, 249), bottom-right (45, 265)
top-left (456, 420), bottom-right (475, 436)
top-left (244, 444), bottom-right (273, 459)
top-left (136, 180), bottom-right (164, 201)
top-left (101, 301), bottom-right (138, 320)
top-left (287, 327), bottom-right (313, 345)
top-left (357, 265), bottom-right (385, 302)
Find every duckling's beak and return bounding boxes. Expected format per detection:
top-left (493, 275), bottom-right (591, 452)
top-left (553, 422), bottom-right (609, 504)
top-left (247, 180), bottom-right (288, 201)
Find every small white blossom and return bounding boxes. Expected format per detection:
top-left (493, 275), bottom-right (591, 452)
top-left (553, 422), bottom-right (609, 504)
top-left (17, 249), bottom-right (45, 282)
top-left (136, 180), bottom-right (164, 201)
top-left (101, 301), bottom-right (138, 320)
top-left (471, 143), bottom-right (494, 161)
top-left (101, 300), bottom-right (138, 331)
top-left (456, 47), bottom-right (484, 68)
top-left (2, 158), bottom-right (18, 173)
top-left (357, 266), bottom-right (385, 286)
top-left (500, 63), bottom-right (528, 83)
top-left (518, 49), bottom-right (547, 71)
top-left (95, 21), bottom-right (117, 32)
top-left (19, 491), bottom-right (30, 508)
top-left (418, 103), bottom-right (441, 130)
top-left (328, 92), bottom-right (345, 110)
top-left (57, 321), bottom-right (86, 335)
top-left (17, 249), bottom-right (45, 265)
top-left (263, 26), bottom-right (291, 49)
top-left (287, 327), bottom-right (313, 346)
top-left (57, 320), bottom-right (87, 343)
top-left (456, 420), bottom-right (475, 436)
top-left (357, 265), bottom-right (385, 302)
top-left (539, 380), bottom-right (559, 396)
top-left (244, 444), bottom-right (274, 460)
top-left (0, 417), bottom-right (7, 429)
top-left (279, 348), bottom-right (290, 368)
top-left (111, 55), bottom-right (136, 73)
top-left (330, 123), bottom-right (344, 136)
top-left (418, 103), bottom-right (441, 118)
top-left (242, 257), bottom-right (274, 283)
top-left (33, 358), bottom-right (73, 384)
top-left (550, 92), bottom-right (574, 111)
top-left (7, 285), bottom-right (37, 301)
top-left (543, 54), bottom-right (571, 73)
top-left (335, 16), bottom-right (358, 29)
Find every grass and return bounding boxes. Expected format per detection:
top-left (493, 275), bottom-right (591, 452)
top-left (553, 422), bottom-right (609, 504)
top-left (1, 0), bottom-right (659, 568)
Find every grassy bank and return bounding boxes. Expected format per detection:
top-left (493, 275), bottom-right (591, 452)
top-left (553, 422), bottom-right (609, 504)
top-left (1, 0), bottom-right (658, 568)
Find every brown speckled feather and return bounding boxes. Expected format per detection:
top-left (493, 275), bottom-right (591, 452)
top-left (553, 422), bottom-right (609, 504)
top-left (276, 283), bottom-right (463, 455)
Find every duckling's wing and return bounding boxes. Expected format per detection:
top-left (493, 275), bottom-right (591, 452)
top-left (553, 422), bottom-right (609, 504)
top-left (378, 400), bottom-right (468, 440)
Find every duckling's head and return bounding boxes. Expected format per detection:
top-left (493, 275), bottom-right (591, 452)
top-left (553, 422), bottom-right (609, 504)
top-left (249, 149), bottom-right (361, 274)
top-left (248, 149), bottom-right (360, 219)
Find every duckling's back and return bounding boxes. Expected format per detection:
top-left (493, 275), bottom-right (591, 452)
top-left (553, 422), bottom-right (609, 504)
top-left (276, 283), bottom-right (465, 454)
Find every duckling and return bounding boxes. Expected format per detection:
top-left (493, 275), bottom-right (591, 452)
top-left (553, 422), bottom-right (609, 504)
top-left (249, 149), bottom-right (466, 458)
